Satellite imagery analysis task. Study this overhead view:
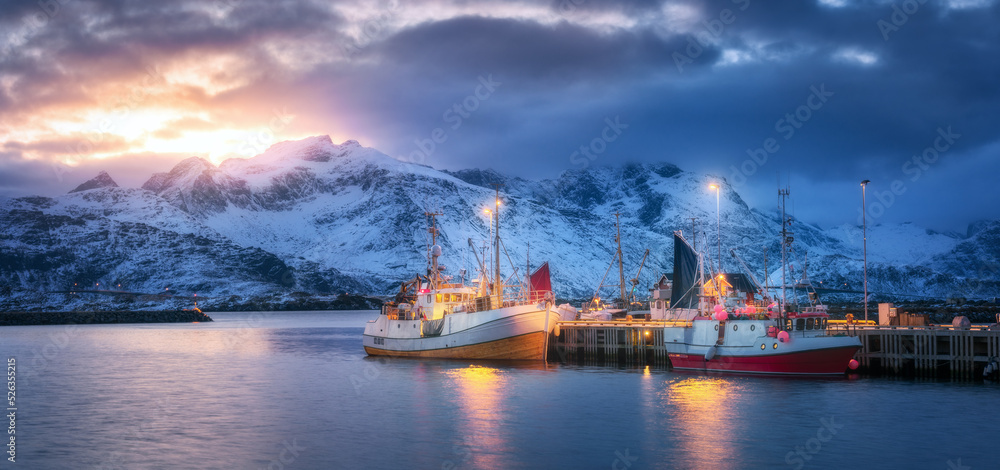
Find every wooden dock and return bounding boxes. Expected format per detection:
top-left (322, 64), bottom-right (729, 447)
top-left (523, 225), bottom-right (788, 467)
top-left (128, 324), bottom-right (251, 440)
top-left (551, 320), bottom-right (1000, 379)
top-left (829, 324), bottom-right (1000, 379)
top-left (551, 320), bottom-right (676, 367)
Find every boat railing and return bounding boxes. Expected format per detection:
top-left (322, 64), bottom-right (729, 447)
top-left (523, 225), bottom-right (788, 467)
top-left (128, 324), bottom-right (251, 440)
top-left (558, 319), bottom-right (694, 328)
top-left (383, 305), bottom-right (421, 320)
top-left (462, 292), bottom-right (546, 314)
top-left (580, 299), bottom-right (633, 313)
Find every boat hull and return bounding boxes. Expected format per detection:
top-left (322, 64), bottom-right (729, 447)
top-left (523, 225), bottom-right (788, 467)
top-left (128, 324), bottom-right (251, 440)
top-left (364, 330), bottom-right (546, 360)
top-left (668, 345), bottom-right (861, 375)
top-left (662, 319), bottom-right (862, 375)
top-left (363, 305), bottom-right (553, 361)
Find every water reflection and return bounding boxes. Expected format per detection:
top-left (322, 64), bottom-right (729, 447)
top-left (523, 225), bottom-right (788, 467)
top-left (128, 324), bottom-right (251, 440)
top-left (665, 376), bottom-right (742, 470)
top-left (445, 365), bottom-right (510, 469)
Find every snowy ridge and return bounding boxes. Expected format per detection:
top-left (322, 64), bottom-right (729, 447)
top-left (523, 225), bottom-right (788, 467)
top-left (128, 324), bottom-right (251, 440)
top-left (1, 135), bottom-right (998, 310)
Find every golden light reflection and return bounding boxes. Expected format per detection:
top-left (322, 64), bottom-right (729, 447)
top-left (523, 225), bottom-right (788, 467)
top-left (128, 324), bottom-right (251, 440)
top-left (446, 365), bottom-right (509, 468)
top-left (665, 377), bottom-right (740, 469)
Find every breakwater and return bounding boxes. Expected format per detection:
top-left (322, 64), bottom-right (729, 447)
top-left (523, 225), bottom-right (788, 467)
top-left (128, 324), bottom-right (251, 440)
top-left (0, 310), bottom-right (213, 326)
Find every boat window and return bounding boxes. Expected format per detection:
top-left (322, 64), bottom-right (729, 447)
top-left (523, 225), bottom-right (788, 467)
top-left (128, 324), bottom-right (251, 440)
top-left (436, 294), bottom-right (443, 303)
top-left (427, 294), bottom-right (433, 303)
top-left (806, 318), bottom-right (814, 330)
top-left (795, 319), bottom-right (805, 331)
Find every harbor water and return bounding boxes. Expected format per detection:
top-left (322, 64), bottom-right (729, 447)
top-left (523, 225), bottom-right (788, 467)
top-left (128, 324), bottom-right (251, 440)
top-left (2, 311), bottom-right (995, 469)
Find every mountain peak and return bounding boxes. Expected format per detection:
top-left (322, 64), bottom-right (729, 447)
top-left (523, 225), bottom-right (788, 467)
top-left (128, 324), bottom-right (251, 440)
top-left (257, 135), bottom-right (338, 163)
top-left (142, 157), bottom-right (216, 193)
top-left (69, 170), bottom-right (118, 193)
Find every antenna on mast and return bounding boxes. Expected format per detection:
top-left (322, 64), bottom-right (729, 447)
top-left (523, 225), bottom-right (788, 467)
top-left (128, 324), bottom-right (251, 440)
top-left (425, 211), bottom-right (443, 289)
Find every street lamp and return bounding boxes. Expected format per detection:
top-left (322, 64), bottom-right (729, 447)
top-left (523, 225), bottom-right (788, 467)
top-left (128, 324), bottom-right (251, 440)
top-left (709, 183), bottom-right (721, 274)
top-left (861, 179), bottom-right (870, 323)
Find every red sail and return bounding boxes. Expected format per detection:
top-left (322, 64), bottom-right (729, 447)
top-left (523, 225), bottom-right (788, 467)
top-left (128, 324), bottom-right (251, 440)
top-left (529, 262), bottom-right (552, 302)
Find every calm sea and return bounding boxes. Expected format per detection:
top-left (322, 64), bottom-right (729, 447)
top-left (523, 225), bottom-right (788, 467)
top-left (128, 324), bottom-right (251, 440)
top-left (2, 311), bottom-right (995, 469)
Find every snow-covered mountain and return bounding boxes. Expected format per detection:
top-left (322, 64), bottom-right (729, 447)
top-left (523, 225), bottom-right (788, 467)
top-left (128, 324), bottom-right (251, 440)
top-left (2, 135), bottom-right (997, 310)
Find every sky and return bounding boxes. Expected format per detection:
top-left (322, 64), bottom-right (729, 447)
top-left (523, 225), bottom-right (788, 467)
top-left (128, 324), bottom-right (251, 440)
top-left (1, 0), bottom-right (998, 233)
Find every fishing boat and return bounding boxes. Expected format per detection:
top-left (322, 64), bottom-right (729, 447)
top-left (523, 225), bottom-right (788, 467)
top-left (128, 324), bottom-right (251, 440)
top-left (649, 188), bottom-right (861, 375)
top-left (579, 212), bottom-right (650, 321)
top-left (363, 191), bottom-right (558, 360)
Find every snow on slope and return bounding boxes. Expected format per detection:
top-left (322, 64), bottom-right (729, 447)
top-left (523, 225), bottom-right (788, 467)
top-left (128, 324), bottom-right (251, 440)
top-left (2, 135), bottom-right (998, 310)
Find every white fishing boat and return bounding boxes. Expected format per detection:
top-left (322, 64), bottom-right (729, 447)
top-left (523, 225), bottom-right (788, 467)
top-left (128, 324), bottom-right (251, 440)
top-left (649, 188), bottom-right (861, 375)
top-left (363, 192), bottom-right (558, 360)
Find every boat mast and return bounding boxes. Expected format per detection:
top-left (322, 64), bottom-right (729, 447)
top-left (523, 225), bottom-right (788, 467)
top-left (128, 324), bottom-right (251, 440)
top-left (426, 211), bottom-right (443, 289)
top-left (492, 183), bottom-right (503, 297)
top-left (778, 187), bottom-right (790, 312)
top-left (615, 212), bottom-right (626, 304)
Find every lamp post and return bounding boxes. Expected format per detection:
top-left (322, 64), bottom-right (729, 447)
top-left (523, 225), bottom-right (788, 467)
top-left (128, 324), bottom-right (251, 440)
top-left (710, 183), bottom-right (721, 274)
top-left (861, 179), bottom-right (870, 323)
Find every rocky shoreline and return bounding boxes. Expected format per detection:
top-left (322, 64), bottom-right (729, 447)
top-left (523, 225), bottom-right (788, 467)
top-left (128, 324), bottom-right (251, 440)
top-left (0, 310), bottom-right (213, 326)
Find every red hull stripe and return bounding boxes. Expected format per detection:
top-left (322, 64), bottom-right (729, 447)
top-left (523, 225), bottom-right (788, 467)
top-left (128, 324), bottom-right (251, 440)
top-left (669, 346), bottom-right (860, 375)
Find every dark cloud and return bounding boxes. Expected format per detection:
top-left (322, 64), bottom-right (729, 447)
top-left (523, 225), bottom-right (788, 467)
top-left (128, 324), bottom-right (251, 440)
top-left (1, 0), bottom-right (999, 232)
top-left (372, 15), bottom-right (704, 82)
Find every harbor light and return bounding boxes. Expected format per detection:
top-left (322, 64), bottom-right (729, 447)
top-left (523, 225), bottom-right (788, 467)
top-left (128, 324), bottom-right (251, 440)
top-left (861, 179), bottom-right (871, 323)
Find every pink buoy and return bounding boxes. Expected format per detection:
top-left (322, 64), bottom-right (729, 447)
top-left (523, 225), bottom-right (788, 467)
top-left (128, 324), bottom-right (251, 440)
top-left (714, 310), bottom-right (728, 321)
top-left (777, 330), bottom-right (790, 343)
top-left (848, 359), bottom-right (859, 370)
top-left (713, 304), bottom-right (724, 313)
